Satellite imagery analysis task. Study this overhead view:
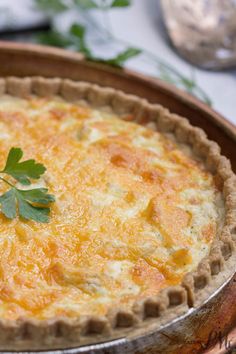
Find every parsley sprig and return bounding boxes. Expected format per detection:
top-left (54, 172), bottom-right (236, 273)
top-left (0, 148), bottom-right (55, 223)
top-left (34, 0), bottom-right (212, 105)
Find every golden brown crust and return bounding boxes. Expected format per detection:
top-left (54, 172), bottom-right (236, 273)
top-left (0, 76), bottom-right (235, 350)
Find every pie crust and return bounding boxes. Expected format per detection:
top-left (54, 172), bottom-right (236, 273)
top-left (0, 76), bottom-right (235, 350)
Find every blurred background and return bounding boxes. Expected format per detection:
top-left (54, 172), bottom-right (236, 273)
top-left (0, 0), bottom-right (235, 125)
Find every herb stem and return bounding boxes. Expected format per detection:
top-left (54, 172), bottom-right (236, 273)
top-left (0, 176), bottom-right (15, 188)
top-left (102, 9), bottom-right (113, 38)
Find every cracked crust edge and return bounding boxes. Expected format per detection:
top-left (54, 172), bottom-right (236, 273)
top-left (0, 76), bottom-right (235, 350)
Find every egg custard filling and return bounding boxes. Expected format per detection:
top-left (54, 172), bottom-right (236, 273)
top-left (0, 95), bottom-right (223, 320)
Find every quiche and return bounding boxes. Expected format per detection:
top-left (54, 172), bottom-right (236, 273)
top-left (0, 77), bottom-right (235, 350)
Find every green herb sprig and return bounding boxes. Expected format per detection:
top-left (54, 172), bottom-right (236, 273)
top-left (0, 148), bottom-right (55, 223)
top-left (34, 0), bottom-right (212, 105)
top-left (36, 0), bottom-right (131, 11)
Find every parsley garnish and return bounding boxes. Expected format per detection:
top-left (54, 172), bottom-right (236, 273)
top-left (0, 148), bottom-right (55, 223)
top-left (1, 147), bottom-right (46, 185)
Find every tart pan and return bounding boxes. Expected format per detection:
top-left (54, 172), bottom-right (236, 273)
top-left (0, 41), bottom-right (235, 354)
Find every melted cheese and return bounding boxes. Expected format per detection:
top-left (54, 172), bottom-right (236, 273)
top-left (0, 95), bottom-right (223, 320)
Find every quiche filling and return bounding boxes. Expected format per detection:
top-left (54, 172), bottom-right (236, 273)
top-left (0, 96), bottom-right (223, 320)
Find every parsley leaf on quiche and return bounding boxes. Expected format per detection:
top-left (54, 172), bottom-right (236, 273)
top-left (0, 147), bottom-right (55, 223)
top-left (1, 147), bottom-right (46, 185)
